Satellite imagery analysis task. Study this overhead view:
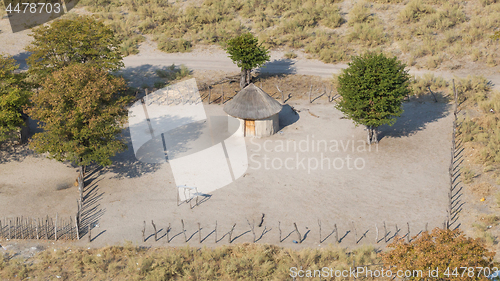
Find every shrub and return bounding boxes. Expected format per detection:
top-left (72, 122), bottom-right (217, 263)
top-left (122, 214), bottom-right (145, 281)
top-left (382, 228), bottom-right (497, 281)
top-left (156, 37), bottom-right (192, 53)
top-left (347, 23), bottom-right (386, 47)
top-left (454, 75), bottom-right (491, 104)
top-left (284, 52), bottom-right (298, 59)
top-left (461, 166), bottom-right (476, 184)
top-left (411, 73), bottom-right (449, 97)
top-left (398, 0), bottom-right (435, 24)
top-left (348, 1), bottom-right (374, 26)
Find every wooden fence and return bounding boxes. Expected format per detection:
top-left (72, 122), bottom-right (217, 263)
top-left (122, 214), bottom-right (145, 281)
top-left (139, 219), bottom-right (447, 245)
top-left (0, 216), bottom-right (78, 241)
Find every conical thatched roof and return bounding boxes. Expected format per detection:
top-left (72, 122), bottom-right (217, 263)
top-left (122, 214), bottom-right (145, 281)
top-left (224, 83), bottom-right (282, 120)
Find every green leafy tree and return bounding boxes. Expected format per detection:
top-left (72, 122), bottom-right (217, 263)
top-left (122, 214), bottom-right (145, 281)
top-left (0, 56), bottom-right (31, 143)
top-left (382, 228), bottom-right (497, 281)
top-left (225, 33), bottom-right (270, 89)
top-left (25, 15), bottom-right (124, 84)
top-left (336, 52), bottom-right (411, 144)
top-left (27, 63), bottom-right (132, 190)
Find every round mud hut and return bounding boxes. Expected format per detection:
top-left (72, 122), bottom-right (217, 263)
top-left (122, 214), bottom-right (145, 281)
top-left (224, 83), bottom-right (283, 137)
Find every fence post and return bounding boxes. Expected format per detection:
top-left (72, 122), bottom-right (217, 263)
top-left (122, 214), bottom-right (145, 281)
top-left (198, 222), bottom-right (201, 243)
top-left (335, 224), bottom-right (338, 243)
top-left (309, 84), bottom-right (312, 103)
top-left (228, 223), bottom-right (236, 243)
top-left (75, 216), bottom-right (79, 240)
top-left (181, 219), bottom-right (187, 242)
top-left (142, 221), bottom-right (146, 242)
top-left (221, 84), bottom-right (224, 105)
top-left (208, 86), bottom-right (212, 104)
top-left (152, 220), bottom-right (157, 242)
top-left (294, 223), bottom-right (302, 243)
top-left (55, 213), bottom-right (58, 241)
top-left (88, 224), bottom-right (91, 242)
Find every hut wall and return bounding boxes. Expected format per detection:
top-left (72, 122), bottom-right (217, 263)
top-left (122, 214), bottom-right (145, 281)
top-left (255, 113), bottom-right (279, 137)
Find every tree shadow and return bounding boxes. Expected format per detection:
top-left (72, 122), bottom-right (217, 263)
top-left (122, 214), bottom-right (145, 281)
top-left (256, 58), bottom-right (297, 75)
top-left (378, 102), bottom-right (451, 141)
top-left (115, 64), bottom-right (193, 89)
top-left (12, 52), bottom-right (31, 71)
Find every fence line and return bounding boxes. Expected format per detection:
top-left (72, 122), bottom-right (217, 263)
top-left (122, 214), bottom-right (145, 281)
top-left (0, 216), bottom-right (78, 241)
top-left (140, 219), bottom-right (443, 245)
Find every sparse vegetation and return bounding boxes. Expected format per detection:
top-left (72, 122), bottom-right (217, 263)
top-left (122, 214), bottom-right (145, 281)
top-left (0, 243), bottom-right (381, 280)
top-left (68, 0), bottom-right (499, 69)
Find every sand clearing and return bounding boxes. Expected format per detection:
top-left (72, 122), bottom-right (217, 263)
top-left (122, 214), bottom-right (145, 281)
top-left (0, 98), bottom-right (454, 249)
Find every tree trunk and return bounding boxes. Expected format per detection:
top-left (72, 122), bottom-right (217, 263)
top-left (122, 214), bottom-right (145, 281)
top-left (78, 164), bottom-right (85, 196)
top-left (372, 127), bottom-right (379, 144)
top-left (240, 70), bottom-right (246, 89)
top-left (246, 69), bottom-right (251, 85)
top-left (240, 69), bottom-right (252, 89)
top-left (366, 125), bottom-right (372, 145)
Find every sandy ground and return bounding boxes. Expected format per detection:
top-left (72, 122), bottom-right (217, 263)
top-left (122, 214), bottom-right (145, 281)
top-left (0, 16), bottom-right (481, 250)
top-left (1, 98), bottom-right (454, 249)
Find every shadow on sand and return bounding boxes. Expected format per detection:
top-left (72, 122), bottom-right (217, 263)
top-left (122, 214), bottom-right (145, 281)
top-left (378, 102), bottom-right (451, 141)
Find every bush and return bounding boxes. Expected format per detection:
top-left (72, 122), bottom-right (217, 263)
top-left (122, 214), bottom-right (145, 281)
top-left (382, 228), bottom-right (497, 281)
top-left (398, 0), bottom-right (435, 23)
top-left (411, 73), bottom-right (449, 97)
top-left (156, 37), bottom-right (192, 53)
top-left (348, 1), bottom-right (374, 26)
top-left (284, 52), bottom-right (298, 59)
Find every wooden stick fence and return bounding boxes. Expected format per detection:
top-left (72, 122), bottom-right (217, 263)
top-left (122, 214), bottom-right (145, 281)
top-left (0, 216), bottom-right (78, 240)
top-left (138, 219), bottom-right (434, 245)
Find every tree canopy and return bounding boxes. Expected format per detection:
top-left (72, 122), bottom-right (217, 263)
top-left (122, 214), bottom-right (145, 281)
top-left (336, 52), bottom-right (411, 144)
top-left (0, 56), bottom-right (31, 143)
top-left (25, 15), bottom-right (124, 84)
top-left (27, 63), bottom-right (131, 168)
top-left (225, 33), bottom-right (270, 88)
top-left (382, 228), bottom-right (497, 281)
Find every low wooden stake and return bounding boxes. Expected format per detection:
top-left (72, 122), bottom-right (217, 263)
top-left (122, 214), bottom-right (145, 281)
top-left (215, 221), bottom-right (217, 243)
top-left (407, 222), bottom-right (410, 242)
top-left (198, 223), bottom-right (201, 243)
top-left (88, 224), bottom-right (91, 243)
top-left (318, 220), bottom-right (322, 243)
top-left (228, 223), bottom-right (236, 243)
top-left (181, 219), bottom-right (187, 242)
top-left (167, 223), bottom-right (171, 243)
top-left (142, 221), bottom-right (145, 242)
top-left (75, 216), bottom-right (78, 240)
top-left (335, 224), bottom-right (338, 243)
top-left (279, 221), bottom-right (282, 243)
top-left (152, 220), bottom-right (157, 242)
top-left (384, 222), bottom-right (387, 243)
top-left (294, 223), bottom-right (302, 243)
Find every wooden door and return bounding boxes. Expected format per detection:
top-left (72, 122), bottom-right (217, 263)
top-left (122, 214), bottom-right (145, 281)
top-left (245, 120), bottom-right (255, 136)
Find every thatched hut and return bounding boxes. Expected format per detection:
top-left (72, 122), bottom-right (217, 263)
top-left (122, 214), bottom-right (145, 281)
top-left (224, 83), bottom-right (282, 137)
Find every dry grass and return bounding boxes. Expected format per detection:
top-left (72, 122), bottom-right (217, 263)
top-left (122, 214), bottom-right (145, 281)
top-left (196, 73), bottom-right (334, 104)
top-left (66, 0), bottom-right (498, 70)
top-left (410, 73), bottom-right (449, 98)
top-left (0, 243), bottom-right (381, 280)
top-left (469, 182), bottom-right (494, 198)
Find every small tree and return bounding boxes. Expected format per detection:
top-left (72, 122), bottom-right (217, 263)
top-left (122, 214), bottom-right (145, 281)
top-left (382, 228), bottom-right (497, 280)
top-left (27, 63), bottom-right (132, 190)
top-left (0, 56), bottom-right (31, 143)
top-left (25, 15), bottom-right (124, 84)
top-left (226, 33), bottom-right (270, 89)
top-left (336, 52), bottom-right (411, 144)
